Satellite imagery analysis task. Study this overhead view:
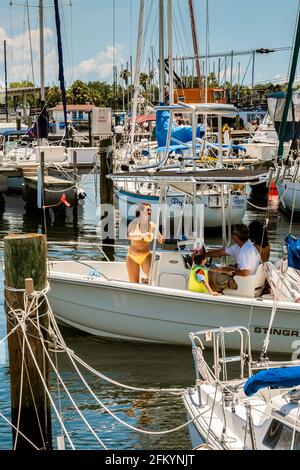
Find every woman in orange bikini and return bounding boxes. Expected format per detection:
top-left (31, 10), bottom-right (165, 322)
top-left (126, 203), bottom-right (164, 283)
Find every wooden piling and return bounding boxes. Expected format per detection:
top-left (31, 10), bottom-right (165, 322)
top-left (72, 150), bottom-right (78, 232)
top-left (4, 233), bottom-right (52, 450)
top-left (99, 137), bottom-right (114, 207)
top-left (99, 138), bottom-right (115, 258)
top-left (88, 111), bottom-right (93, 147)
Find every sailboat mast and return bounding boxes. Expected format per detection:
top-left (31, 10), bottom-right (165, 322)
top-left (205, 0), bottom-right (209, 103)
top-left (168, 0), bottom-right (174, 105)
top-left (188, 0), bottom-right (202, 101)
top-left (278, 9), bottom-right (300, 159)
top-left (39, 0), bottom-right (45, 102)
top-left (159, 0), bottom-right (165, 103)
top-left (130, 0), bottom-right (145, 149)
top-left (4, 40), bottom-right (8, 123)
top-left (54, 0), bottom-right (69, 147)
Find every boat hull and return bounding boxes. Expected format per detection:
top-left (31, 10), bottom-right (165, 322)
top-left (277, 180), bottom-right (300, 214)
top-left (48, 267), bottom-right (300, 354)
top-left (23, 177), bottom-right (76, 207)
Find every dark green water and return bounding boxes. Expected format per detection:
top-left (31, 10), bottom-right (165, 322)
top-left (0, 177), bottom-right (299, 450)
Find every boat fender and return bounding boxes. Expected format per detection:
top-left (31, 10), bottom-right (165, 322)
top-left (77, 188), bottom-right (86, 199)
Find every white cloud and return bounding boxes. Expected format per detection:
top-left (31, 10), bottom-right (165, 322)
top-left (0, 25), bottom-right (125, 86)
top-left (0, 26), bottom-right (57, 85)
top-left (71, 44), bottom-right (125, 81)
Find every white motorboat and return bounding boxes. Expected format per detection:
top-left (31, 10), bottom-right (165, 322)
top-left (183, 326), bottom-right (300, 450)
top-left (47, 167), bottom-right (300, 355)
top-left (48, 253), bottom-right (300, 353)
top-left (243, 119), bottom-right (291, 162)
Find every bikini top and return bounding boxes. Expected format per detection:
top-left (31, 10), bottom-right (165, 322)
top-left (132, 222), bottom-right (154, 243)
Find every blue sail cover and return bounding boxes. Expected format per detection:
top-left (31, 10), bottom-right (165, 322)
top-left (244, 367), bottom-right (300, 397)
top-left (286, 235), bottom-right (300, 270)
top-left (156, 109), bottom-right (205, 149)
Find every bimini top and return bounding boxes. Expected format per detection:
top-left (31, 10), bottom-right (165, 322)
top-left (108, 169), bottom-right (268, 186)
top-left (244, 366), bottom-right (300, 397)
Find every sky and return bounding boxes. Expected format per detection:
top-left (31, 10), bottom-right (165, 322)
top-left (0, 0), bottom-right (299, 89)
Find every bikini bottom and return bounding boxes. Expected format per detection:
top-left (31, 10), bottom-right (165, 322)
top-left (127, 251), bottom-right (151, 266)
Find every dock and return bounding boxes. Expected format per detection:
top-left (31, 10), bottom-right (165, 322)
top-left (0, 161), bottom-right (97, 209)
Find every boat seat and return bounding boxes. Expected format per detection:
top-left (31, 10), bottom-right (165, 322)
top-left (152, 251), bottom-right (189, 286)
top-left (177, 240), bottom-right (195, 269)
top-left (223, 264), bottom-right (266, 298)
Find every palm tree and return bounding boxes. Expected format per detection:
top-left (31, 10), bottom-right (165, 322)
top-left (120, 69), bottom-right (131, 87)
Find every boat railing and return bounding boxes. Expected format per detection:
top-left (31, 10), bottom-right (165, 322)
top-left (46, 241), bottom-right (285, 260)
top-left (46, 241), bottom-right (207, 259)
top-left (190, 326), bottom-right (253, 380)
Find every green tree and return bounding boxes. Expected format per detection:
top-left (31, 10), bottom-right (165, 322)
top-left (46, 85), bottom-right (61, 108)
top-left (139, 73), bottom-right (149, 91)
top-left (9, 81), bottom-right (34, 89)
top-left (207, 72), bottom-right (218, 88)
top-left (107, 84), bottom-right (124, 110)
top-left (87, 81), bottom-right (111, 106)
top-left (67, 80), bottom-right (90, 104)
top-left (120, 69), bottom-right (131, 86)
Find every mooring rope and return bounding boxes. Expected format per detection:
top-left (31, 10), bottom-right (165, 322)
top-left (1, 286), bottom-right (208, 446)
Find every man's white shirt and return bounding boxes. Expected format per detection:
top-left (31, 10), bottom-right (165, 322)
top-left (225, 240), bottom-right (261, 274)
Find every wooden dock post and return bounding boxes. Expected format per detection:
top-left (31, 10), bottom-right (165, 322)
top-left (4, 233), bottom-right (52, 450)
top-left (99, 137), bottom-right (114, 207)
top-left (72, 150), bottom-right (78, 232)
top-left (99, 138), bottom-right (115, 258)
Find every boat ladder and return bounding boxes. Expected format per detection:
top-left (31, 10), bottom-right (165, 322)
top-left (189, 326), bottom-right (253, 383)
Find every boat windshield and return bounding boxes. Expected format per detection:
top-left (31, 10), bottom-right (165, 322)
top-left (263, 419), bottom-right (300, 450)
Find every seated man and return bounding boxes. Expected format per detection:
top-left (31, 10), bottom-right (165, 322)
top-left (206, 224), bottom-right (261, 293)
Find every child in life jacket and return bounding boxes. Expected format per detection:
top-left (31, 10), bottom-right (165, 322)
top-left (188, 248), bottom-right (220, 296)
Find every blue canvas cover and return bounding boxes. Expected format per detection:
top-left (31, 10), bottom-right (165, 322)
top-left (156, 109), bottom-right (204, 148)
top-left (0, 129), bottom-right (27, 137)
top-left (286, 235), bottom-right (300, 270)
top-left (244, 366), bottom-right (300, 397)
top-left (156, 143), bottom-right (203, 154)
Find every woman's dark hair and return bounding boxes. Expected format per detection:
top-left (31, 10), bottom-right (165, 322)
top-left (249, 221), bottom-right (269, 248)
top-left (193, 250), bottom-right (207, 265)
